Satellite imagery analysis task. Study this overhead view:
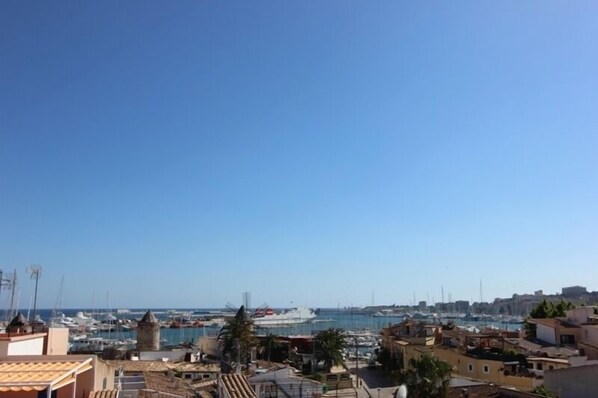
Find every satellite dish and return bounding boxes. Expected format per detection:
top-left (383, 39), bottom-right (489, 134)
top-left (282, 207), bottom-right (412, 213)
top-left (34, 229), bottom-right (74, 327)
top-left (396, 385), bottom-right (407, 398)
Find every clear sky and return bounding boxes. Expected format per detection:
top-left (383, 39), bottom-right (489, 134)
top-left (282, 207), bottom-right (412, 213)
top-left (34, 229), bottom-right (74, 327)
top-left (1, 1), bottom-right (597, 310)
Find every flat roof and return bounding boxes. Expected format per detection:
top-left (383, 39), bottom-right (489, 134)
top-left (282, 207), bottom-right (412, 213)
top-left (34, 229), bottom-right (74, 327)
top-left (531, 318), bottom-right (580, 328)
top-left (527, 357), bottom-right (569, 364)
top-left (0, 332), bottom-right (47, 341)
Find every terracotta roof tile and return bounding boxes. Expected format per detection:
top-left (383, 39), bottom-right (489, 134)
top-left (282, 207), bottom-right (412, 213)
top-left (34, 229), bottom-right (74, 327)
top-left (88, 390), bottom-right (119, 398)
top-left (191, 379), bottom-right (217, 389)
top-left (221, 374), bottom-right (256, 398)
top-left (143, 372), bottom-right (196, 398)
top-left (106, 360), bottom-right (220, 373)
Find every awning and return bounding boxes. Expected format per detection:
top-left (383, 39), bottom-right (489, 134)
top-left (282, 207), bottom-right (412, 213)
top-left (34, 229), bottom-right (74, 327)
top-left (0, 358), bottom-right (93, 392)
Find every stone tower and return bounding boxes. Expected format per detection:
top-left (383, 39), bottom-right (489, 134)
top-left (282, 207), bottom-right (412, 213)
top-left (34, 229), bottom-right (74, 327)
top-left (136, 310), bottom-right (160, 351)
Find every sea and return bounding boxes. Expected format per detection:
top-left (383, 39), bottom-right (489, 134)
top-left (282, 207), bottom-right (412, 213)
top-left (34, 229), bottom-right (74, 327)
top-left (12, 308), bottom-right (523, 347)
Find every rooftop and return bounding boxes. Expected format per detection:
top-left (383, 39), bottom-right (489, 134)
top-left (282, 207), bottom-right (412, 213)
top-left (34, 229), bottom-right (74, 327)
top-left (144, 371), bottom-right (197, 398)
top-left (530, 318), bottom-right (580, 328)
top-left (105, 360), bottom-right (220, 373)
top-left (505, 338), bottom-right (579, 358)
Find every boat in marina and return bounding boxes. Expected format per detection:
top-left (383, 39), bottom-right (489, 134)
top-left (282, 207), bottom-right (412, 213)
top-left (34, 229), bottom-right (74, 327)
top-left (49, 312), bottom-right (81, 330)
top-left (372, 309), bottom-right (404, 318)
top-left (69, 336), bottom-right (136, 353)
top-left (72, 311), bottom-right (100, 332)
top-left (251, 307), bottom-right (316, 327)
top-left (97, 313), bottom-right (134, 331)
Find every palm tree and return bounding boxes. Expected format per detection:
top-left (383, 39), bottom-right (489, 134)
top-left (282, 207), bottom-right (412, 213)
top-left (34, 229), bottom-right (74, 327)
top-left (314, 328), bottom-right (347, 372)
top-left (217, 306), bottom-right (256, 365)
top-left (405, 354), bottom-right (452, 398)
top-left (260, 333), bottom-right (283, 362)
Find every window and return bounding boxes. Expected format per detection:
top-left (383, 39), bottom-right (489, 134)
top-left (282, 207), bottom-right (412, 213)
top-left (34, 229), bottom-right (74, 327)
top-left (37, 391), bottom-right (57, 398)
top-left (549, 365), bottom-right (554, 370)
top-left (561, 335), bottom-right (575, 344)
top-left (468, 364), bottom-right (473, 372)
top-left (537, 363), bottom-right (543, 371)
top-left (483, 365), bottom-right (489, 373)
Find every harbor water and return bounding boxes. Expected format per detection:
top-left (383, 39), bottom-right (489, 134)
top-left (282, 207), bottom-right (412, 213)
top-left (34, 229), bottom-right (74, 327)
top-left (20, 308), bottom-right (523, 347)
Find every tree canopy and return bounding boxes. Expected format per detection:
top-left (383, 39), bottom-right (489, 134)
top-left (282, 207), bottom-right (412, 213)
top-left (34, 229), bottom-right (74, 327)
top-left (217, 306), bottom-right (256, 365)
top-left (404, 354), bottom-right (452, 398)
top-left (525, 299), bottom-right (575, 339)
top-left (529, 299), bottom-right (574, 318)
top-left (314, 328), bottom-right (347, 372)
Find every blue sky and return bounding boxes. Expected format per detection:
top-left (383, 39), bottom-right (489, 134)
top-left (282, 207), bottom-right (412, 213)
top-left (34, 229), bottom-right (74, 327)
top-left (1, 1), bottom-right (597, 310)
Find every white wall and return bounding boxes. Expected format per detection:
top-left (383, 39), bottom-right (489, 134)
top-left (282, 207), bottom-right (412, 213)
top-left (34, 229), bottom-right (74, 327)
top-left (46, 328), bottom-right (69, 355)
top-left (566, 308), bottom-right (595, 324)
top-left (197, 337), bottom-right (221, 357)
top-left (138, 350), bottom-right (187, 361)
top-left (581, 325), bottom-right (598, 346)
top-left (6, 337), bottom-right (45, 355)
top-left (536, 324), bottom-right (556, 345)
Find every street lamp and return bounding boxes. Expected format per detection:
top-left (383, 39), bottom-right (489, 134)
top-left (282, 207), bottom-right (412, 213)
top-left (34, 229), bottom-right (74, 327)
top-left (354, 337), bottom-right (359, 387)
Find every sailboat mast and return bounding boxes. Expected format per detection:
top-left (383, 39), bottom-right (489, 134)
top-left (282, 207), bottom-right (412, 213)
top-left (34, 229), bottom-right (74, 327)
top-left (9, 269), bottom-right (17, 320)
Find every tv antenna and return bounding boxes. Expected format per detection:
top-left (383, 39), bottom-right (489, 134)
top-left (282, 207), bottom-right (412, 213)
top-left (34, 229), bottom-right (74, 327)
top-left (1, 270), bottom-right (17, 321)
top-left (27, 265), bottom-right (42, 323)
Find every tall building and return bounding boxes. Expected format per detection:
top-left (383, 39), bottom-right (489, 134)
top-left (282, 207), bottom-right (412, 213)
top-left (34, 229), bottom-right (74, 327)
top-left (562, 286), bottom-right (587, 297)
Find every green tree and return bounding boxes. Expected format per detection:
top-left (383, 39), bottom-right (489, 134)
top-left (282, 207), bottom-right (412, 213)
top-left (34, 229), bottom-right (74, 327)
top-left (530, 385), bottom-right (555, 397)
top-left (529, 299), bottom-right (573, 318)
top-left (529, 300), bottom-right (551, 319)
top-left (404, 354), bottom-right (452, 398)
top-left (378, 347), bottom-right (403, 372)
top-left (314, 328), bottom-right (347, 372)
top-left (553, 300), bottom-right (574, 317)
top-left (217, 306), bottom-right (256, 365)
top-left (525, 299), bottom-right (574, 339)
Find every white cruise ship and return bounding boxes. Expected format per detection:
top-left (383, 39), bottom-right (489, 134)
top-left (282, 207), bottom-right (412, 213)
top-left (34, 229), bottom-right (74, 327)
top-left (251, 307), bottom-right (316, 327)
